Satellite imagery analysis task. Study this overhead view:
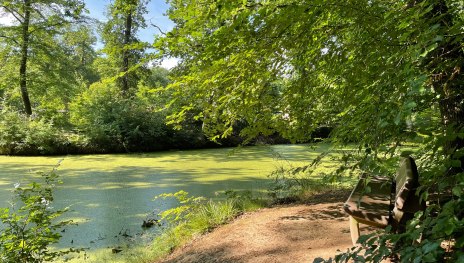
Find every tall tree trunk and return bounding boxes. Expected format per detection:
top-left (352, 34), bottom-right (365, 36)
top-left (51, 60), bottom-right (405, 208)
top-left (439, 94), bottom-right (464, 150)
top-left (436, 78), bottom-right (464, 178)
top-left (20, 0), bottom-right (32, 115)
top-left (121, 11), bottom-right (132, 95)
top-left (427, 1), bottom-right (464, 175)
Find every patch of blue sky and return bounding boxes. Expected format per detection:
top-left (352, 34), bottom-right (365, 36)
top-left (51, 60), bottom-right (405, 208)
top-left (85, 0), bottom-right (174, 44)
top-left (84, 0), bottom-right (177, 68)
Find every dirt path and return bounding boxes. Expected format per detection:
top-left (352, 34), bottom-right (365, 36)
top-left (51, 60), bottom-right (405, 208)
top-left (157, 191), bottom-right (358, 263)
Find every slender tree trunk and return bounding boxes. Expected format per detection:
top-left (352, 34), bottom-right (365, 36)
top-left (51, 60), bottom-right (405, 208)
top-left (80, 41), bottom-right (85, 65)
top-left (20, 0), bottom-right (32, 115)
top-left (121, 11), bottom-right (133, 95)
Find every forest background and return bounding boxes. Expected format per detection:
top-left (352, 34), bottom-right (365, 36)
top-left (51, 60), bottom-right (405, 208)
top-left (0, 0), bottom-right (275, 155)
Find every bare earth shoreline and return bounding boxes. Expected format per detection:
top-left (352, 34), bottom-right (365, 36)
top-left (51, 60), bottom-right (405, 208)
top-left (156, 191), bottom-right (357, 263)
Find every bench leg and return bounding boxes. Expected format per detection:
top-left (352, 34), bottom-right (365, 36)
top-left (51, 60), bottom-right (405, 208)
top-left (349, 216), bottom-right (360, 245)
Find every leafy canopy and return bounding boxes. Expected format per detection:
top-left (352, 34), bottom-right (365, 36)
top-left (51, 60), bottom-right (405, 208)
top-left (157, 0), bottom-right (463, 146)
top-left (157, 0), bottom-right (464, 261)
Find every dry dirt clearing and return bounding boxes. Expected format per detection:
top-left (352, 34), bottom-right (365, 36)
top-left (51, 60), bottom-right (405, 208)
top-left (157, 191), bottom-right (362, 263)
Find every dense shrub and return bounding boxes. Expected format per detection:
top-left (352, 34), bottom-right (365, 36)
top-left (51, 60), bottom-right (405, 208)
top-left (0, 81), bottom-right (289, 155)
top-left (0, 110), bottom-right (69, 155)
top-left (70, 82), bottom-right (170, 152)
top-left (165, 118), bottom-right (218, 149)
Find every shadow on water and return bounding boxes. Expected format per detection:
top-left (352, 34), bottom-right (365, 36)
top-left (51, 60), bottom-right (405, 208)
top-left (0, 144), bottom-right (346, 252)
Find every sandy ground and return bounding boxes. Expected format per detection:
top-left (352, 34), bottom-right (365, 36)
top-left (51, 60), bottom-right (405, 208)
top-left (156, 191), bottom-right (360, 263)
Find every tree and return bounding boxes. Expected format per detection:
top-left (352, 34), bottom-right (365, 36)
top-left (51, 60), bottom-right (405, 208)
top-left (0, 0), bottom-right (86, 115)
top-left (101, 0), bottom-right (149, 95)
top-left (62, 24), bottom-right (99, 85)
top-left (157, 0), bottom-right (464, 261)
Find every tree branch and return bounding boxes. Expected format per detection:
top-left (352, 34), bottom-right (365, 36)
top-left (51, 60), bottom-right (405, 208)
top-left (0, 34), bottom-right (19, 45)
top-left (1, 5), bottom-right (24, 23)
top-left (150, 21), bottom-right (166, 35)
top-left (34, 8), bottom-right (48, 22)
top-left (29, 20), bottom-right (69, 34)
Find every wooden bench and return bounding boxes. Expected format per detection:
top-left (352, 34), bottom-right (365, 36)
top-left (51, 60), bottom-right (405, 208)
top-left (343, 156), bottom-right (425, 245)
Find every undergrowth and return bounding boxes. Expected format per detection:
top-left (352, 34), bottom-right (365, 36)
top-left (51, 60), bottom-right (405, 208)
top-left (149, 190), bottom-right (266, 261)
top-left (0, 165), bottom-right (81, 262)
top-left (89, 190), bottom-right (267, 263)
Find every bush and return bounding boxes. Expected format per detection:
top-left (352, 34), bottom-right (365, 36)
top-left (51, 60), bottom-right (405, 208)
top-left (70, 82), bottom-right (169, 152)
top-left (165, 118), bottom-right (218, 150)
top-left (0, 110), bottom-right (69, 155)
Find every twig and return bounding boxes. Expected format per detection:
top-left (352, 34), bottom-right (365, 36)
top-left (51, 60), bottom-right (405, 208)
top-left (150, 22), bottom-right (166, 35)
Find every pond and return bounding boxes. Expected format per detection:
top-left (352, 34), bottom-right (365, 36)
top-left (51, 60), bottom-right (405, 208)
top-left (0, 144), bottom-right (331, 257)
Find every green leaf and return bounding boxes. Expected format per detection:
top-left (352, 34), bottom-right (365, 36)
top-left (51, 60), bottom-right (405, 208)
top-left (451, 160), bottom-right (461, 168)
top-left (452, 186), bottom-right (462, 197)
top-left (405, 101), bottom-right (417, 110)
top-left (394, 112), bottom-right (402, 125)
top-left (420, 43), bottom-right (438, 57)
top-left (444, 220), bottom-right (456, 236)
top-left (421, 242), bottom-right (439, 254)
top-left (432, 35), bottom-right (443, 42)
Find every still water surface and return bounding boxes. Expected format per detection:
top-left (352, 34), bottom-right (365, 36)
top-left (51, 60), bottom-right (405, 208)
top-left (0, 144), bottom-right (320, 252)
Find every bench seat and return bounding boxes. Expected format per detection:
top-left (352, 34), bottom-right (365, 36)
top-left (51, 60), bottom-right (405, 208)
top-left (343, 176), bottom-right (392, 228)
top-left (343, 157), bottom-right (424, 245)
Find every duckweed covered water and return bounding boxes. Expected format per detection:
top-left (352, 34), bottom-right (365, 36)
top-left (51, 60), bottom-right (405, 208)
top-left (0, 144), bottom-right (340, 254)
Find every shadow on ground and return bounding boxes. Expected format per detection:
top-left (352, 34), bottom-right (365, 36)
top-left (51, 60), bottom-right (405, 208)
top-left (158, 190), bottom-right (354, 263)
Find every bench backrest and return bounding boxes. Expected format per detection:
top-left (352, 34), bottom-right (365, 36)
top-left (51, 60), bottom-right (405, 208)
top-left (392, 156), bottom-right (424, 230)
top-left (395, 156), bottom-right (419, 209)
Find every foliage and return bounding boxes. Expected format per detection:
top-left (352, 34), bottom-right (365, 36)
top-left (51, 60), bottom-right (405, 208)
top-left (62, 25), bottom-right (100, 86)
top-left (0, 109), bottom-right (69, 155)
top-left (267, 149), bottom-right (356, 202)
top-left (0, 166), bottom-right (79, 262)
top-left (153, 190), bottom-right (206, 224)
top-left (224, 189), bottom-right (267, 211)
top-left (268, 166), bottom-right (348, 202)
top-left (69, 81), bottom-right (168, 152)
top-left (0, 0), bottom-right (254, 155)
top-left (157, 0), bottom-right (464, 261)
top-left (157, 0), bottom-right (426, 144)
top-left (316, 147), bottom-right (464, 262)
top-left (331, 198), bottom-right (464, 262)
top-left (100, 0), bottom-right (150, 94)
top-left (0, 0), bottom-right (86, 115)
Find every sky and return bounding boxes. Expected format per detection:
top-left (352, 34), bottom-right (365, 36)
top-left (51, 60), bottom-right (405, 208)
top-left (0, 1), bottom-right (178, 68)
top-left (84, 0), bottom-right (174, 42)
top-left (84, 0), bottom-right (177, 68)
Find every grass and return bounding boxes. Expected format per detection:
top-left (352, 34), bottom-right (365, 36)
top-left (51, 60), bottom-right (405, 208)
top-left (146, 190), bottom-right (267, 262)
